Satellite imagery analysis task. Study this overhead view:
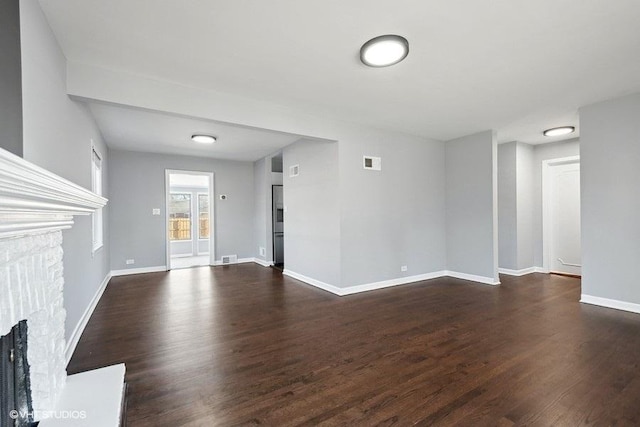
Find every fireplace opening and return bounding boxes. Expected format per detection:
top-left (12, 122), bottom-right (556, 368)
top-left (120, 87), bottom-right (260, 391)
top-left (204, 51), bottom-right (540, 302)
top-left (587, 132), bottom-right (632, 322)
top-left (1, 320), bottom-right (38, 427)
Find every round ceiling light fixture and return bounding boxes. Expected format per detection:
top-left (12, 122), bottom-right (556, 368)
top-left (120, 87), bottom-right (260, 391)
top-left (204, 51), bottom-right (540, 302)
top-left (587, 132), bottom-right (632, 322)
top-left (543, 126), bottom-right (575, 137)
top-left (191, 134), bottom-right (216, 144)
top-left (360, 35), bottom-right (409, 67)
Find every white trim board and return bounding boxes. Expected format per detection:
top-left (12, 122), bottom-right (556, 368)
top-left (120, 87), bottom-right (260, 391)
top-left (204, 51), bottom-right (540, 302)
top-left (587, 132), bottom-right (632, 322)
top-left (111, 265), bottom-right (167, 276)
top-left (580, 295), bottom-right (640, 315)
top-left (253, 258), bottom-right (275, 267)
top-left (65, 272), bottom-right (112, 365)
top-left (340, 271), bottom-right (449, 296)
top-left (498, 267), bottom-right (546, 276)
top-left (283, 269), bottom-right (499, 296)
top-left (283, 269), bottom-right (344, 295)
top-left (446, 271), bottom-right (500, 285)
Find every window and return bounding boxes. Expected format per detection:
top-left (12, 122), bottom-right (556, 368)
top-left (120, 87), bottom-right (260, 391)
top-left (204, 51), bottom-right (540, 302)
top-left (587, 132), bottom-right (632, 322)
top-left (198, 194), bottom-right (209, 239)
top-left (91, 146), bottom-right (103, 252)
top-left (169, 193), bottom-right (192, 240)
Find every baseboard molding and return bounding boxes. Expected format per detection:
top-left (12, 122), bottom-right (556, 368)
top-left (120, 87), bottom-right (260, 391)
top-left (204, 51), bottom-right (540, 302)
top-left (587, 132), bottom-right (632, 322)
top-left (580, 294), bottom-right (640, 315)
top-left (340, 271), bottom-right (449, 296)
top-left (446, 271), bottom-right (500, 285)
top-left (65, 272), bottom-right (111, 365)
top-left (282, 269), bottom-right (344, 296)
top-left (111, 265), bottom-right (167, 276)
top-left (282, 269), bottom-right (501, 296)
top-left (498, 267), bottom-right (543, 277)
top-left (252, 258), bottom-right (275, 267)
top-left (534, 267), bottom-right (548, 273)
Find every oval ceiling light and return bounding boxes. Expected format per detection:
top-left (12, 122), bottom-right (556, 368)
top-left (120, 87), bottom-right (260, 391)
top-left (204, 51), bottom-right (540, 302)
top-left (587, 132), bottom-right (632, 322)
top-left (360, 35), bottom-right (409, 67)
top-left (543, 126), bottom-right (575, 137)
top-left (191, 134), bottom-right (216, 144)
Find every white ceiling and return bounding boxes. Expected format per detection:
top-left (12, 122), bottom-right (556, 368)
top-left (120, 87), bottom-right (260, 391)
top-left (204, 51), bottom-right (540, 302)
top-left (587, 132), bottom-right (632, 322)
top-left (41, 0), bottom-right (640, 147)
top-left (87, 103), bottom-right (301, 161)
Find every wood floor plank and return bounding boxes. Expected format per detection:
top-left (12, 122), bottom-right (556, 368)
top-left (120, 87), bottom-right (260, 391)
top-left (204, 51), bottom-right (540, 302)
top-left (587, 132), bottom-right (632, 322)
top-left (67, 266), bottom-right (640, 426)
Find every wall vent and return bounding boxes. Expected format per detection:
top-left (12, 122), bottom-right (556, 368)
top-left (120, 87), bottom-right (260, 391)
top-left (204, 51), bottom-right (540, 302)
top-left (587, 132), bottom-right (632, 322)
top-left (221, 255), bottom-right (238, 264)
top-left (363, 156), bottom-right (381, 171)
top-left (289, 164), bottom-right (299, 177)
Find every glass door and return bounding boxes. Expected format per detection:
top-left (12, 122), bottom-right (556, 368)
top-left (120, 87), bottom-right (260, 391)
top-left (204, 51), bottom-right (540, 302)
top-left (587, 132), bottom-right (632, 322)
top-left (169, 193), bottom-right (193, 256)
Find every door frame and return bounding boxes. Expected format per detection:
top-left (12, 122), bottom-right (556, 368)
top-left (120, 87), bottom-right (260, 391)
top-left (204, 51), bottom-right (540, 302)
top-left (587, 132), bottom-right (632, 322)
top-left (165, 169), bottom-right (215, 270)
top-left (542, 156), bottom-right (580, 273)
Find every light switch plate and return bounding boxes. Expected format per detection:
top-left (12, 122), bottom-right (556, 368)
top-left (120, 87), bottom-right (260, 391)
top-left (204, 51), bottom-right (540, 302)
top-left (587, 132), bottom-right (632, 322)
top-left (152, 208), bottom-right (161, 215)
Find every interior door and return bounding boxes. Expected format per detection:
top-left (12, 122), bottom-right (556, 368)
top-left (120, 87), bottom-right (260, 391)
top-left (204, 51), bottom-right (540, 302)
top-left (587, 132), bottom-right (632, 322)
top-left (549, 162), bottom-right (581, 275)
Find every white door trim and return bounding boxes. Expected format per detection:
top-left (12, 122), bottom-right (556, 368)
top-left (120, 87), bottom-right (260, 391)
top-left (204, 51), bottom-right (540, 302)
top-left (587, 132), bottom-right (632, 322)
top-left (541, 156), bottom-right (580, 273)
top-left (165, 169), bottom-right (215, 269)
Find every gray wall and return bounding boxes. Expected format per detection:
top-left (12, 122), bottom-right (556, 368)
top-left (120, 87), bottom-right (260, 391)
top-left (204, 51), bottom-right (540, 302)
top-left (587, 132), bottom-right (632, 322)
top-left (516, 143), bottom-right (534, 269)
top-left (0, 0), bottom-right (23, 157)
top-left (253, 157), bottom-right (268, 262)
top-left (580, 93), bottom-right (640, 304)
top-left (338, 127), bottom-right (447, 287)
top-left (498, 142), bottom-right (517, 270)
top-left (283, 139), bottom-right (341, 286)
top-left (109, 150), bottom-right (254, 270)
top-left (532, 139), bottom-right (580, 267)
top-left (19, 0), bottom-right (111, 342)
top-left (446, 130), bottom-right (498, 280)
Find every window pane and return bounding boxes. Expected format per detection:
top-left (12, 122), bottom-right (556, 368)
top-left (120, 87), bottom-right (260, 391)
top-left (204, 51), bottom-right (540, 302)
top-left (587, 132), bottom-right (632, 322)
top-left (169, 193), bottom-right (191, 240)
top-left (198, 194), bottom-right (209, 239)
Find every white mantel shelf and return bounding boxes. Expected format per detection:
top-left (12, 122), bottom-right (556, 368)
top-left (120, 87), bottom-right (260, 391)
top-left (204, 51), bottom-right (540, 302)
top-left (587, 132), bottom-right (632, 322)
top-left (0, 147), bottom-right (107, 239)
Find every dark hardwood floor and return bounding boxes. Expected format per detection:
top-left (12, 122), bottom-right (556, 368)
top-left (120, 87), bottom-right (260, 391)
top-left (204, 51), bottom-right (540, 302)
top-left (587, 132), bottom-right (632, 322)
top-left (68, 265), bottom-right (640, 426)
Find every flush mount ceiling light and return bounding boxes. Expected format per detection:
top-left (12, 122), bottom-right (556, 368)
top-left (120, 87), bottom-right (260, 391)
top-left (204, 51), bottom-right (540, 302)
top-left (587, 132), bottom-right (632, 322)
top-left (191, 134), bottom-right (216, 144)
top-left (360, 35), bottom-right (409, 67)
top-left (543, 126), bottom-right (575, 137)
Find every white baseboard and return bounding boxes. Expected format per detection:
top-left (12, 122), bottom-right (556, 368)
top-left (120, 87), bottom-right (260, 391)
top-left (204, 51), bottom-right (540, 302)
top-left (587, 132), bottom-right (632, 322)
top-left (283, 269), bottom-right (497, 296)
top-left (65, 272), bottom-right (111, 365)
top-left (340, 271), bottom-right (449, 295)
top-left (111, 265), bottom-right (167, 276)
top-left (580, 294), bottom-right (640, 314)
top-left (498, 267), bottom-right (543, 276)
top-left (282, 269), bottom-right (344, 296)
top-left (253, 258), bottom-right (275, 267)
top-left (446, 270), bottom-right (500, 285)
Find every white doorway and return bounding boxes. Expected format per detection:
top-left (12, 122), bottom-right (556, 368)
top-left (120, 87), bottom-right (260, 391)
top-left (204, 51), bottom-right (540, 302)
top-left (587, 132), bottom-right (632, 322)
top-left (165, 170), bottom-right (215, 269)
top-left (542, 156), bottom-right (581, 276)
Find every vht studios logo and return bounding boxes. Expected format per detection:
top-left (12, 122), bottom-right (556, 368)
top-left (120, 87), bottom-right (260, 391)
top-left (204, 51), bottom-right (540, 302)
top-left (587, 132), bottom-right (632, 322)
top-left (10, 409), bottom-right (87, 420)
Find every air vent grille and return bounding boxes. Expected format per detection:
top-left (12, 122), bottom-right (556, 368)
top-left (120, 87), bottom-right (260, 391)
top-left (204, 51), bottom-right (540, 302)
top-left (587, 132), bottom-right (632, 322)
top-left (221, 255), bottom-right (238, 264)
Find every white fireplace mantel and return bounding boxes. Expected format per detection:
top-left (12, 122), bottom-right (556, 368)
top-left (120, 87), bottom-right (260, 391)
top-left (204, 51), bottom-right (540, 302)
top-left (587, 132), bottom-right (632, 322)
top-left (0, 147), bottom-right (107, 239)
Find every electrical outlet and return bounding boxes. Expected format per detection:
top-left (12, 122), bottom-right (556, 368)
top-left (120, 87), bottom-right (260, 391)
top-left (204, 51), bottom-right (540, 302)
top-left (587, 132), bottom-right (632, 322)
top-left (126, 259), bottom-right (135, 265)
top-left (152, 208), bottom-right (161, 215)
top-left (259, 247), bottom-right (266, 257)
top-left (401, 265), bottom-right (408, 272)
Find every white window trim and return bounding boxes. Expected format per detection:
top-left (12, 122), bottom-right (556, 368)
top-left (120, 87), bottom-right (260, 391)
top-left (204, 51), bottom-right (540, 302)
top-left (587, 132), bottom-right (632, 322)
top-left (91, 143), bottom-right (104, 254)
